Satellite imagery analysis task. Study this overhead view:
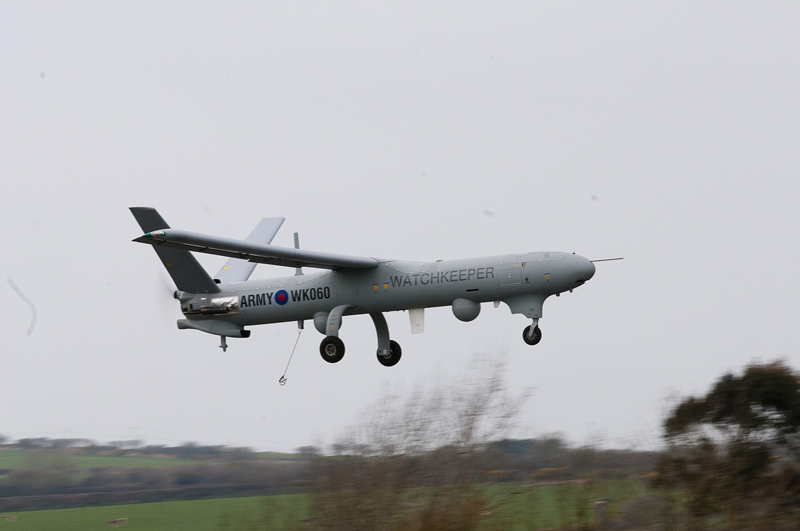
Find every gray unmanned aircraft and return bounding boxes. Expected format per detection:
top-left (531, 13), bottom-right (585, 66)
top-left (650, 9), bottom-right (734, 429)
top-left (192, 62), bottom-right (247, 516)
top-left (130, 207), bottom-right (600, 366)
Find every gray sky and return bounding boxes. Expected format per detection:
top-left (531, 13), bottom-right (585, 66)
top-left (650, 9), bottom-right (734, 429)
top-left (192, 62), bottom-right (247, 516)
top-left (1, 2), bottom-right (799, 451)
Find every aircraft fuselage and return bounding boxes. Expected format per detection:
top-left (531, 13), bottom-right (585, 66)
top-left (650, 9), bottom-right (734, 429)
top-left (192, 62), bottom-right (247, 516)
top-left (177, 252), bottom-right (595, 330)
top-left (130, 206), bottom-right (603, 363)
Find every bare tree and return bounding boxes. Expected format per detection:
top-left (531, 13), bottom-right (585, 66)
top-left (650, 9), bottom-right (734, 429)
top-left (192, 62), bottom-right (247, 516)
top-left (307, 356), bottom-right (528, 531)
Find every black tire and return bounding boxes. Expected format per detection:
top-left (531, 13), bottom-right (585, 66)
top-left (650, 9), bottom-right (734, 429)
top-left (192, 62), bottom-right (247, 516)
top-left (377, 340), bottom-right (402, 367)
top-left (522, 325), bottom-right (542, 346)
top-left (320, 336), bottom-right (345, 363)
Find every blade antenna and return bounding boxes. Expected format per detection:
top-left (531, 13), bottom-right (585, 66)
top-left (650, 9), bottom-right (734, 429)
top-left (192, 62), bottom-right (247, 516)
top-left (294, 232), bottom-right (305, 330)
top-left (294, 232), bottom-right (303, 276)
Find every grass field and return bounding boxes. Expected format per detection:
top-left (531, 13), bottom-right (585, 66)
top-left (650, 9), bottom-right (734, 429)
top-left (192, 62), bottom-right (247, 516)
top-left (252, 452), bottom-right (300, 461)
top-left (0, 449), bottom-right (302, 471)
top-left (0, 480), bottom-right (649, 531)
top-left (484, 479), bottom-right (648, 530)
top-left (0, 495), bottom-right (308, 531)
top-left (0, 450), bottom-right (211, 470)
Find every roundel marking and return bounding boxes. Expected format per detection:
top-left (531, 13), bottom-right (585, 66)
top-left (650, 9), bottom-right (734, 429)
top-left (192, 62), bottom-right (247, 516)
top-left (275, 290), bottom-right (289, 305)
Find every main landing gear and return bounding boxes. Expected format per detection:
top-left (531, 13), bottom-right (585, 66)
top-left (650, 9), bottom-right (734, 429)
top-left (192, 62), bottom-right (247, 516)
top-left (377, 340), bottom-right (402, 367)
top-left (315, 307), bottom-right (402, 367)
top-left (318, 335), bottom-right (403, 366)
top-left (319, 336), bottom-right (345, 363)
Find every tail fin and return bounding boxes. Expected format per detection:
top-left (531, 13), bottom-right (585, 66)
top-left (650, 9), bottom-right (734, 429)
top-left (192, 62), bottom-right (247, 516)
top-left (129, 207), bottom-right (220, 294)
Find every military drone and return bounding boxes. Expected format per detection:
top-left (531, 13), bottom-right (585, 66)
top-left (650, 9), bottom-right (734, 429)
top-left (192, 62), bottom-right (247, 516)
top-left (131, 208), bottom-right (598, 366)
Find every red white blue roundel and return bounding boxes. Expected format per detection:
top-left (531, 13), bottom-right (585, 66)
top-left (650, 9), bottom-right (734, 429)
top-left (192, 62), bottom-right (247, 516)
top-left (275, 290), bottom-right (289, 305)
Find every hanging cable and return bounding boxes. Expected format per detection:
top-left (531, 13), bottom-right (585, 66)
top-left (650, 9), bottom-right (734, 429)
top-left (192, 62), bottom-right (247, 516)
top-left (278, 327), bottom-right (303, 386)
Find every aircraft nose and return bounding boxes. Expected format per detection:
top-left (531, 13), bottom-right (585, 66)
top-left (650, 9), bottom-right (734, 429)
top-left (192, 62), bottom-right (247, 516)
top-left (571, 255), bottom-right (595, 285)
top-left (581, 256), bottom-right (596, 281)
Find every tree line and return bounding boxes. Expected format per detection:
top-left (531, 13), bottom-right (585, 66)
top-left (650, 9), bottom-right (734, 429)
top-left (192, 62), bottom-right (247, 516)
top-left (6, 359), bottom-right (800, 529)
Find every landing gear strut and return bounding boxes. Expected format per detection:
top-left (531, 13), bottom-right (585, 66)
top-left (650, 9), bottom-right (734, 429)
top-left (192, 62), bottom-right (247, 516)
top-left (522, 325), bottom-right (542, 346)
top-left (319, 336), bottom-right (345, 363)
top-left (317, 304), bottom-right (352, 363)
top-left (371, 312), bottom-right (402, 367)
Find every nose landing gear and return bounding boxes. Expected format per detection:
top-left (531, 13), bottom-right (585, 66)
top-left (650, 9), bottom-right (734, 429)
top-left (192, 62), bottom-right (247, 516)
top-left (522, 324), bottom-right (542, 346)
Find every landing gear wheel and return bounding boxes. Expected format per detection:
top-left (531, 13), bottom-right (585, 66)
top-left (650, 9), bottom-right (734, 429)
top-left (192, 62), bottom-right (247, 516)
top-left (522, 325), bottom-right (542, 346)
top-left (377, 340), bottom-right (402, 367)
top-left (320, 336), bottom-right (345, 363)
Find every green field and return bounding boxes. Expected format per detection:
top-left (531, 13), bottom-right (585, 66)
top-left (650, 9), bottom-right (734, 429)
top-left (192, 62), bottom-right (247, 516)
top-left (0, 495), bottom-right (307, 531)
top-left (485, 479), bottom-right (648, 530)
top-left (252, 452), bottom-right (300, 461)
top-left (0, 450), bottom-right (212, 470)
top-left (0, 449), bottom-right (302, 471)
top-left (0, 480), bottom-right (649, 531)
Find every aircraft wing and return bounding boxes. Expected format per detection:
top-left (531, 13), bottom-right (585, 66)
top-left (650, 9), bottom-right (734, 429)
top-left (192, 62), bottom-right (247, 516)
top-left (214, 217), bottom-right (285, 282)
top-left (133, 229), bottom-right (379, 270)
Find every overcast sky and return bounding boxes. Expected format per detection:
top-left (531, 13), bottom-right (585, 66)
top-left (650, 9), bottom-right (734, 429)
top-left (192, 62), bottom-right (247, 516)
top-left (1, 2), bottom-right (799, 452)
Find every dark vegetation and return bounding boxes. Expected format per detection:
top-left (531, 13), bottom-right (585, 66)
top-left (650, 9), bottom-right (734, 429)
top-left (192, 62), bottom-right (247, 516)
top-left (5, 360), bottom-right (800, 530)
top-left (654, 360), bottom-right (800, 529)
top-left (0, 441), bottom-right (303, 510)
top-left (0, 435), bottom-right (656, 513)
